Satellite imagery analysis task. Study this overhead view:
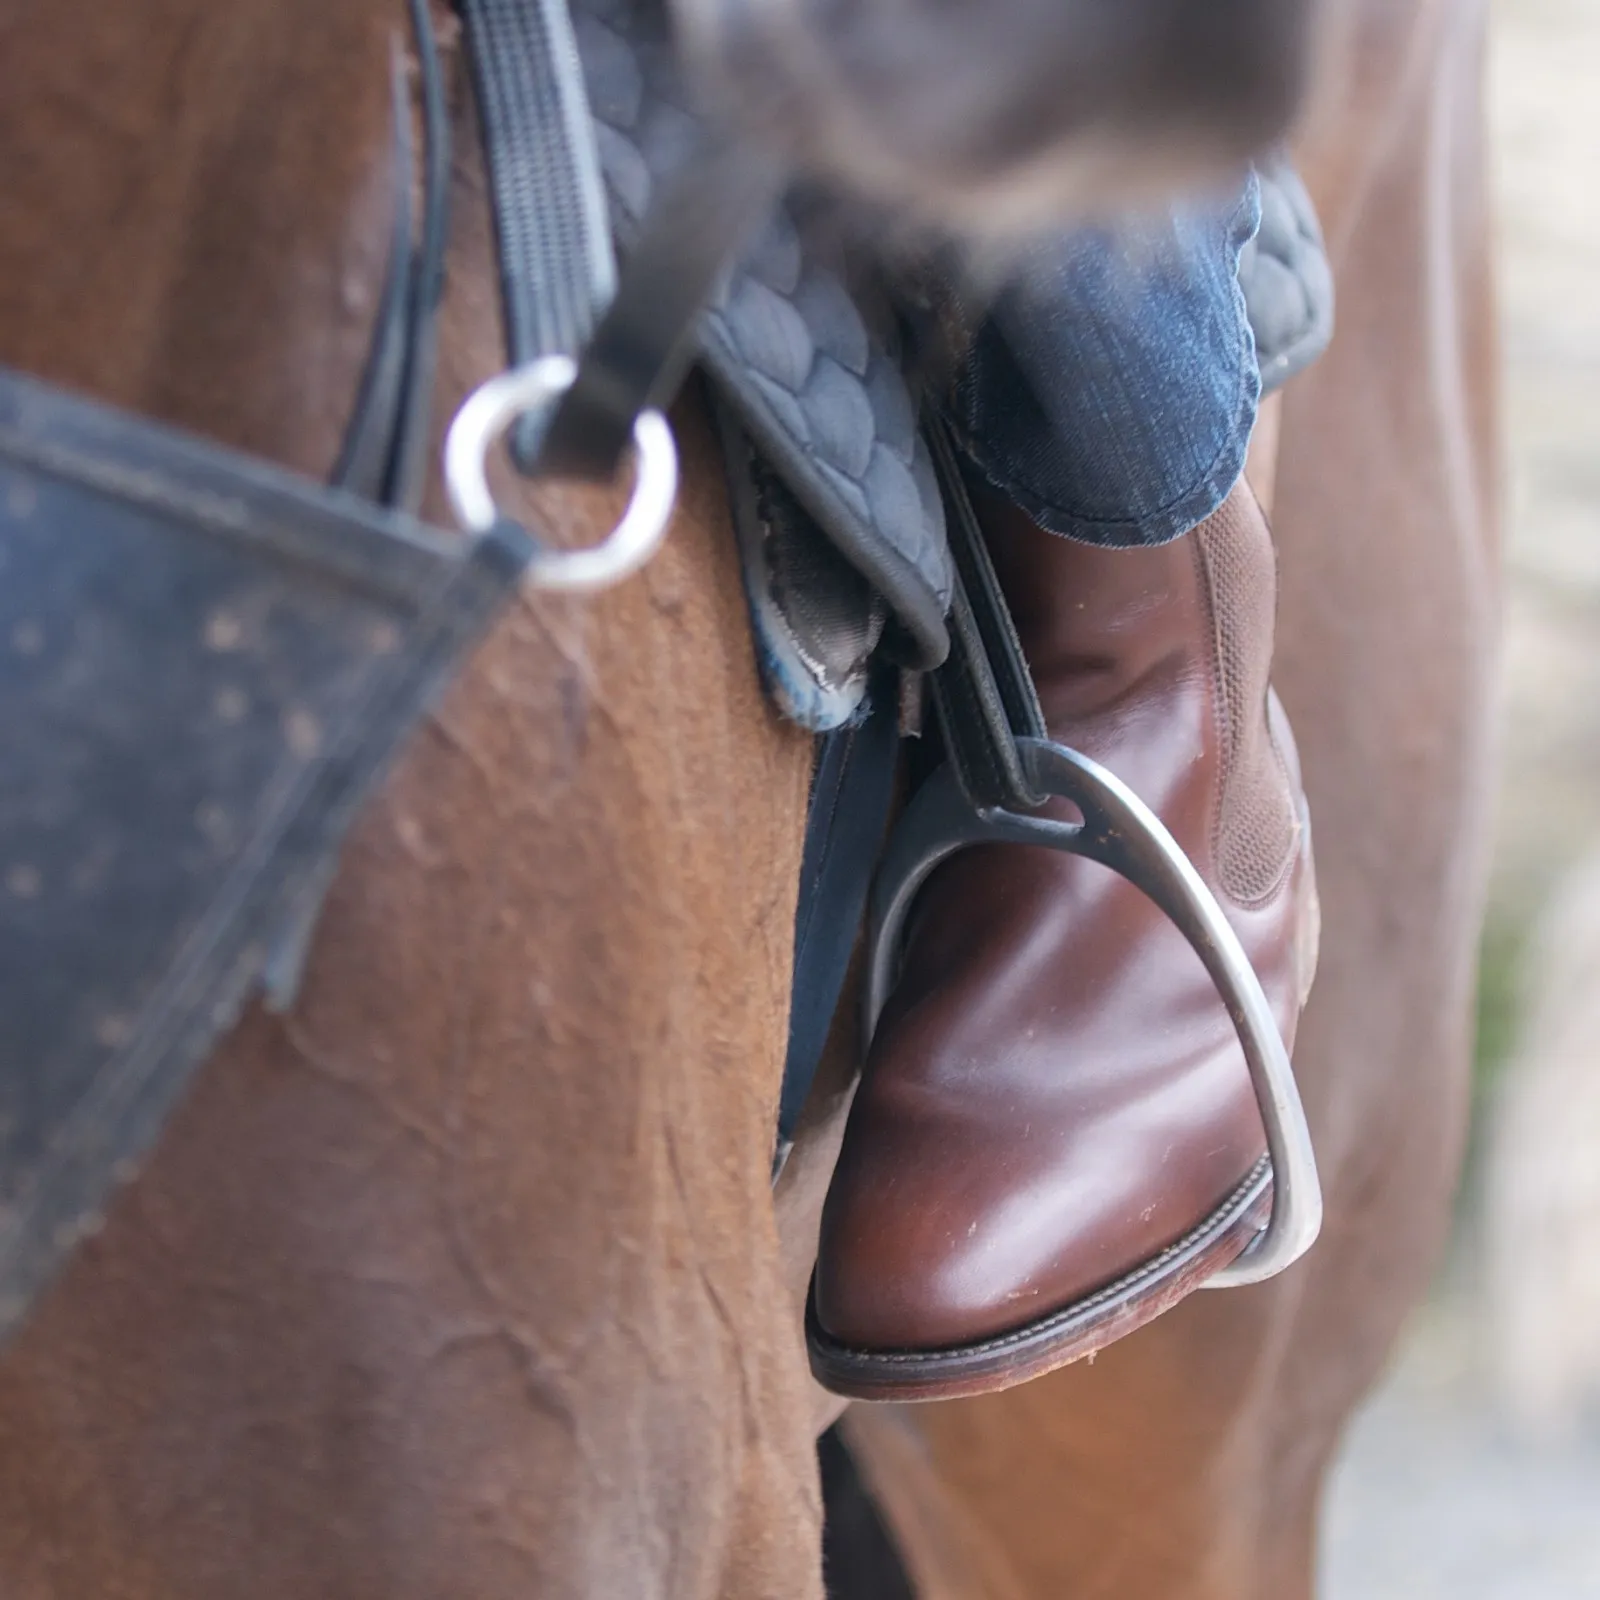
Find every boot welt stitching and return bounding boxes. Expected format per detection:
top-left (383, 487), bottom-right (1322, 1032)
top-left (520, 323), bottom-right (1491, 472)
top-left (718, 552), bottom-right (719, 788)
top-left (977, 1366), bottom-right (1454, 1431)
top-left (810, 1152), bottom-right (1272, 1366)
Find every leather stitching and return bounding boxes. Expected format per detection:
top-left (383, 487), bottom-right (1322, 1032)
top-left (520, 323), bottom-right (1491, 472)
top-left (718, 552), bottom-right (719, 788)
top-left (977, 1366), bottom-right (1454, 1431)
top-left (811, 1155), bottom-right (1273, 1367)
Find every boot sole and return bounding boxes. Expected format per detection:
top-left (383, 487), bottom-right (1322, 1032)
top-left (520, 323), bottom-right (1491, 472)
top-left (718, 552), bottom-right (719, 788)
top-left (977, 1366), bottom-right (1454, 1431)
top-left (806, 1154), bottom-right (1273, 1402)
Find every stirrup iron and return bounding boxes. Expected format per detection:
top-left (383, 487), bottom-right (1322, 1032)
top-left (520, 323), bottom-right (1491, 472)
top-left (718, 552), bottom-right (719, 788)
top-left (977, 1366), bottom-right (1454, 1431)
top-left (864, 737), bottom-right (1323, 1288)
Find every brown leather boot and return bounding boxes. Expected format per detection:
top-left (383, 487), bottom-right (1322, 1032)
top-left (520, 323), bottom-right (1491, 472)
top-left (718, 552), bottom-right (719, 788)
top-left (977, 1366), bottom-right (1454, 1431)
top-left (809, 476), bottom-right (1319, 1400)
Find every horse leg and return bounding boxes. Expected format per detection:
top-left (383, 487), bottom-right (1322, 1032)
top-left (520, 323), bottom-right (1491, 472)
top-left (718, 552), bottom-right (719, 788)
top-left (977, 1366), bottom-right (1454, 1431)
top-left (839, 0), bottom-right (1499, 1592)
top-left (0, 4), bottom-right (821, 1594)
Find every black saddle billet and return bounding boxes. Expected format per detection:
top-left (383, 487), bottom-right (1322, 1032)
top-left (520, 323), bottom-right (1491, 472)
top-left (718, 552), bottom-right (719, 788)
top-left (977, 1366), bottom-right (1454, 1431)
top-left (0, 369), bottom-right (530, 1341)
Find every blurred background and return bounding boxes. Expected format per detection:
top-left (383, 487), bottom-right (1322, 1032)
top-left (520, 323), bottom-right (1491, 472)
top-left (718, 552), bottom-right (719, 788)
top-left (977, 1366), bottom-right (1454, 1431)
top-left (1320, 0), bottom-right (1600, 1592)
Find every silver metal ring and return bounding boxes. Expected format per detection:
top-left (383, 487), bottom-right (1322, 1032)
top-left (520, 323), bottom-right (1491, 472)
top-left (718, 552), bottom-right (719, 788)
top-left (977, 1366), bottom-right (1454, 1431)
top-left (443, 354), bottom-right (678, 594)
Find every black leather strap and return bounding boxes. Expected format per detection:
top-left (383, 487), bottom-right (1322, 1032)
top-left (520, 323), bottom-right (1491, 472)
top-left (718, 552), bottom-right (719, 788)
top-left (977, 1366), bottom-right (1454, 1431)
top-left (331, 0), bottom-right (451, 514)
top-left (535, 138), bottom-right (782, 481)
top-left (330, 41), bottom-right (419, 503)
top-left (925, 416), bottom-right (1047, 812)
top-left (386, 0), bottom-right (453, 513)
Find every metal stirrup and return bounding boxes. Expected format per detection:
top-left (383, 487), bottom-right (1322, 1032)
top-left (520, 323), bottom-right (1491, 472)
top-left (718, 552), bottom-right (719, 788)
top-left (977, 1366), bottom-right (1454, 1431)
top-left (864, 739), bottom-right (1323, 1287)
top-left (881, 424), bottom-right (1323, 1288)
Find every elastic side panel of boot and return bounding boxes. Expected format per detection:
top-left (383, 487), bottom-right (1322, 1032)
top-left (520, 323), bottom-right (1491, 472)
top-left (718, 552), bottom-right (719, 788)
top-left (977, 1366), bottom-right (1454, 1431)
top-left (1195, 495), bottom-right (1299, 905)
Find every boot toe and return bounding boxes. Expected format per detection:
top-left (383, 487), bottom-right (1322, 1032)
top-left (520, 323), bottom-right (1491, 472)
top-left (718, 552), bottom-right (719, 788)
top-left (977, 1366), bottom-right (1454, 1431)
top-left (813, 1043), bottom-right (1268, 1357)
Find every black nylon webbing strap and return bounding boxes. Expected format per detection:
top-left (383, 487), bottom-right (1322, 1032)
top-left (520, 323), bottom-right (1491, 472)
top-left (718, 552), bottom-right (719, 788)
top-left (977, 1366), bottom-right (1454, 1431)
top-left (455, 0), bottom-right (617, 462)
top-left (925, 417), bottom-right (1047, 811)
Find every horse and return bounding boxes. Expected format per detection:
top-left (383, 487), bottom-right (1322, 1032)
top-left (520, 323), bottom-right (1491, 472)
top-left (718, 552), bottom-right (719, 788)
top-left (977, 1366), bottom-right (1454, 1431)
top-left (0, 0), bottom-right (1494, 1596)
top-left (830, 0), bottom-right (1501, 1593)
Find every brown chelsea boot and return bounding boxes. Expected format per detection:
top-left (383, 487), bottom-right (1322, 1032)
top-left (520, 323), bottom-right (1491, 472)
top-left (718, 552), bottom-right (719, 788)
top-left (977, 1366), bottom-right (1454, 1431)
top-left (808, 474), bottom-right (1319, 1400)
